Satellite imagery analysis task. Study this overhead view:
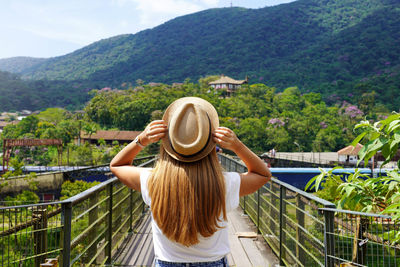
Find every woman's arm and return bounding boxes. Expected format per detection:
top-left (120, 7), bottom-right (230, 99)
top-left (109, 120), bottom-right (167, 191)
top-left (213, 127), bottom-right (271, 197)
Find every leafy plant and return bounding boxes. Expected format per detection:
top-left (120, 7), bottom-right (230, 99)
top-left (307, 112), bottom-right (400, 242)
top-left (60, 180), bottom-right (100, 200)
top-left (305, 167), bottom-right (382, 212)
top-left (4, 190), bottom-right (40, 205)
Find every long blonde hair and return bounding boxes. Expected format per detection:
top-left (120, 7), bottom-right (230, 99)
top-left (148, 147), bottom-right (226, 246)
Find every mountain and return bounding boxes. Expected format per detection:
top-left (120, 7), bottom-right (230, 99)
top-left (0, 0), bottom-right (399, 111)
top-left (0, 70), bottom-right (91, 111)
top-left (0, 57), bottom-right (46, 73)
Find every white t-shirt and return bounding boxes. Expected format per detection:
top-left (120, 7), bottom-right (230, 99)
top-left (140, 169), bottom-right (241, 262)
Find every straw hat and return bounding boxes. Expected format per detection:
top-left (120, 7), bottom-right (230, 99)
top-left (162, 97), bottom-right (219, 162)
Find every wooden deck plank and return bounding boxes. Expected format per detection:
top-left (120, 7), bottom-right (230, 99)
top-left (113, 213), bottom-right (154, 265)
top-left (228, 207), bottom-right (280, 267)
top-left (227, 212), bottom-right (254, 266)
top-left (114, 207), bottom-right (279, 266)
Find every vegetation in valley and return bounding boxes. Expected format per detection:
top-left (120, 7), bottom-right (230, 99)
top-left (306, 113), bottom-right (400, 242)
top-left (85, 81), bottom-right (380, 153)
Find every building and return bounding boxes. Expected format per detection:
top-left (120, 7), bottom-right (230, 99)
top-left (80, 130), bottom-right (142, 145)
top-left (209, 75), bottom-right (248, 95)
top-left (0, 121), bottom-right (18, 132)
top-left (338, 143), bottom-right (363, 164)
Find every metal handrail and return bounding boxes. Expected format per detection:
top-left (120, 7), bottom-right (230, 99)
top-left (60, 156), bottom-right (157, 267)
top-left (319, 207), bottom-right (393, 219)
top-left (218, 153), bottom-right (336, 266)
top-left (218, 154), bottom-right (400, 267)
top-left (270, 177), bottom-right (335, 207)
top-left (0, 155), bottom-right (157, 267)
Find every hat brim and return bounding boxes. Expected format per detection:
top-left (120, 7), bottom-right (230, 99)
top-left (162, 97), bottom-right (219, 162)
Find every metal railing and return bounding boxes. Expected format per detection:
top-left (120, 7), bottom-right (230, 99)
top-left (320, 208), bottom-right (400, 267)
top-left (274, 152), bottom-right (336, 166)
top-left (0, 156), bottom-right (157, 267)
top-left (0, 201), bottom-right (63, 267)
top-left (218, 154), bottom-right (400, 267)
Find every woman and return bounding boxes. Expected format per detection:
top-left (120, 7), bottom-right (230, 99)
top-left (110, 97), bottom-right (271, 266)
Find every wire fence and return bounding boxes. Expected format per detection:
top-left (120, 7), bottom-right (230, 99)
top-left (0, 202), bottom-right (63, 266)
top-left (2, 153), bottom-right (399, 266)
top-left (0, 156), bottom-right (157, 267)
top-left (218, 154), bottom-right (400, 267)
top-left (321, 208), bottom-right (400, 267)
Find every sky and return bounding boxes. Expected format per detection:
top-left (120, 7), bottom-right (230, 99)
top-left (0, 0), bottom-right (296, 59)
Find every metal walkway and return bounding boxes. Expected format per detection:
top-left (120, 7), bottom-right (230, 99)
top-left (113, 207), bottom-right (279, 266)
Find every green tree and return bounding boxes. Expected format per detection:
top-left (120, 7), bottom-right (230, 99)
top-left (312, 126), bottom-right (344, 152)
top-left (37, 108), bottom-right (68, 124)
top-left (236, 118), bottom-right (268, 153)
top-left (306, 113), bottom-right (400, 242)
top-left (82, 121), bottom-right (99, 140)
top-left (60, 180), bottom-right (100, 200)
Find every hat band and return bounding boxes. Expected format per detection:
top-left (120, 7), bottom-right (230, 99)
top-left (168, 115), bottom-right (212, 159)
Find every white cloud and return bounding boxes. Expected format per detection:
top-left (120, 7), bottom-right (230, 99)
top-left (197, 0), bottom-right (219, 6)
top-left (3, 1), bottom-right (121, 45)
top-left (116, 0), bottom-right (219, 27)
top-left (132, 0), bottom-right (200, 25)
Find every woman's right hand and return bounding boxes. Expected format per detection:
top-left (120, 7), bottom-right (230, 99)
top-left (213, 127), bottom-right (240, 152)
top-left (214, 126), bottom-right (272, 197)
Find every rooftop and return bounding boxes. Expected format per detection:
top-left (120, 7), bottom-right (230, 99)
top-left (80, 130), bottom-right (141, 141)
top-left (209, 75), bottom-right (247, 85)
top-left (337, 143), bottom-right (363, 155)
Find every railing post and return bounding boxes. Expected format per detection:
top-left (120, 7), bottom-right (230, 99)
top-left (270, 182), bottom-right (276, 235)
top-left (353, 217), bottom-right (369, 265)
top-left (129, 189), bottom-right (133, 233)
top-left (88, 193), bottom-right (98, 264)
top-left (243, 195), bottom-right (247, 215)
top-left (105, 183), bottom-right (113, 266)
top-left (34, 208), bottom-right (48, 267)
top-left (323, 208), bottom-right (335, 267)
top-left (279, 186), bottom-right (286, 266)
top-left (257, 188), bottom-right (260, 233)
top-left (115, 184), bottom-right (122, 230)
top-left (60, 202), bottom-right (72, 267)
top-left (296, 194), bottom-right (306, 265)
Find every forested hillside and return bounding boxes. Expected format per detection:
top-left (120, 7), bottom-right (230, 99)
top-left (0, 82), bottom-right (375, 157)
top-left (0, 70), bottom-right (91, 111)
top-left (84, 82), bottom-right (372, 153)
top-left (0, 57), bottom-right (46, 73)
top-left (0, 0), bottom-right (399, 111)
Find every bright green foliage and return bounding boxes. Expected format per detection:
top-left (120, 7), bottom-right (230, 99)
top-left (84, 82), bottom-right (358, 153)
top-left (305, 168), bottom-right (389, 213)
top-left (306, 113), bottom-right (400, 242)
top-left (1, 158), bottom-right (40, 204)
top-left (0, 108), bottom-right (83, 166)
top-left (4, 190), bottom-right (40, 206)
top-left (1, 158), bottom-right (38, 190)
top-left (37, 108), bottom-right (68, 124)
top-left (354, 113), bottom-right (400, 167)
top-left (0, 80), bottom-right (386, 161)
top-left (60, 180), bottom-right (100, 200)
top-left (353, 113), bottom-right (400, 222)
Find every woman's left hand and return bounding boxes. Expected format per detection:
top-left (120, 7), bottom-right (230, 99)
top-left (139, 120), bottom-right (168, 146)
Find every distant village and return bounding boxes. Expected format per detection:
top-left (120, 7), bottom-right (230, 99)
top-left (0, 110), bottom-right (33, 133)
